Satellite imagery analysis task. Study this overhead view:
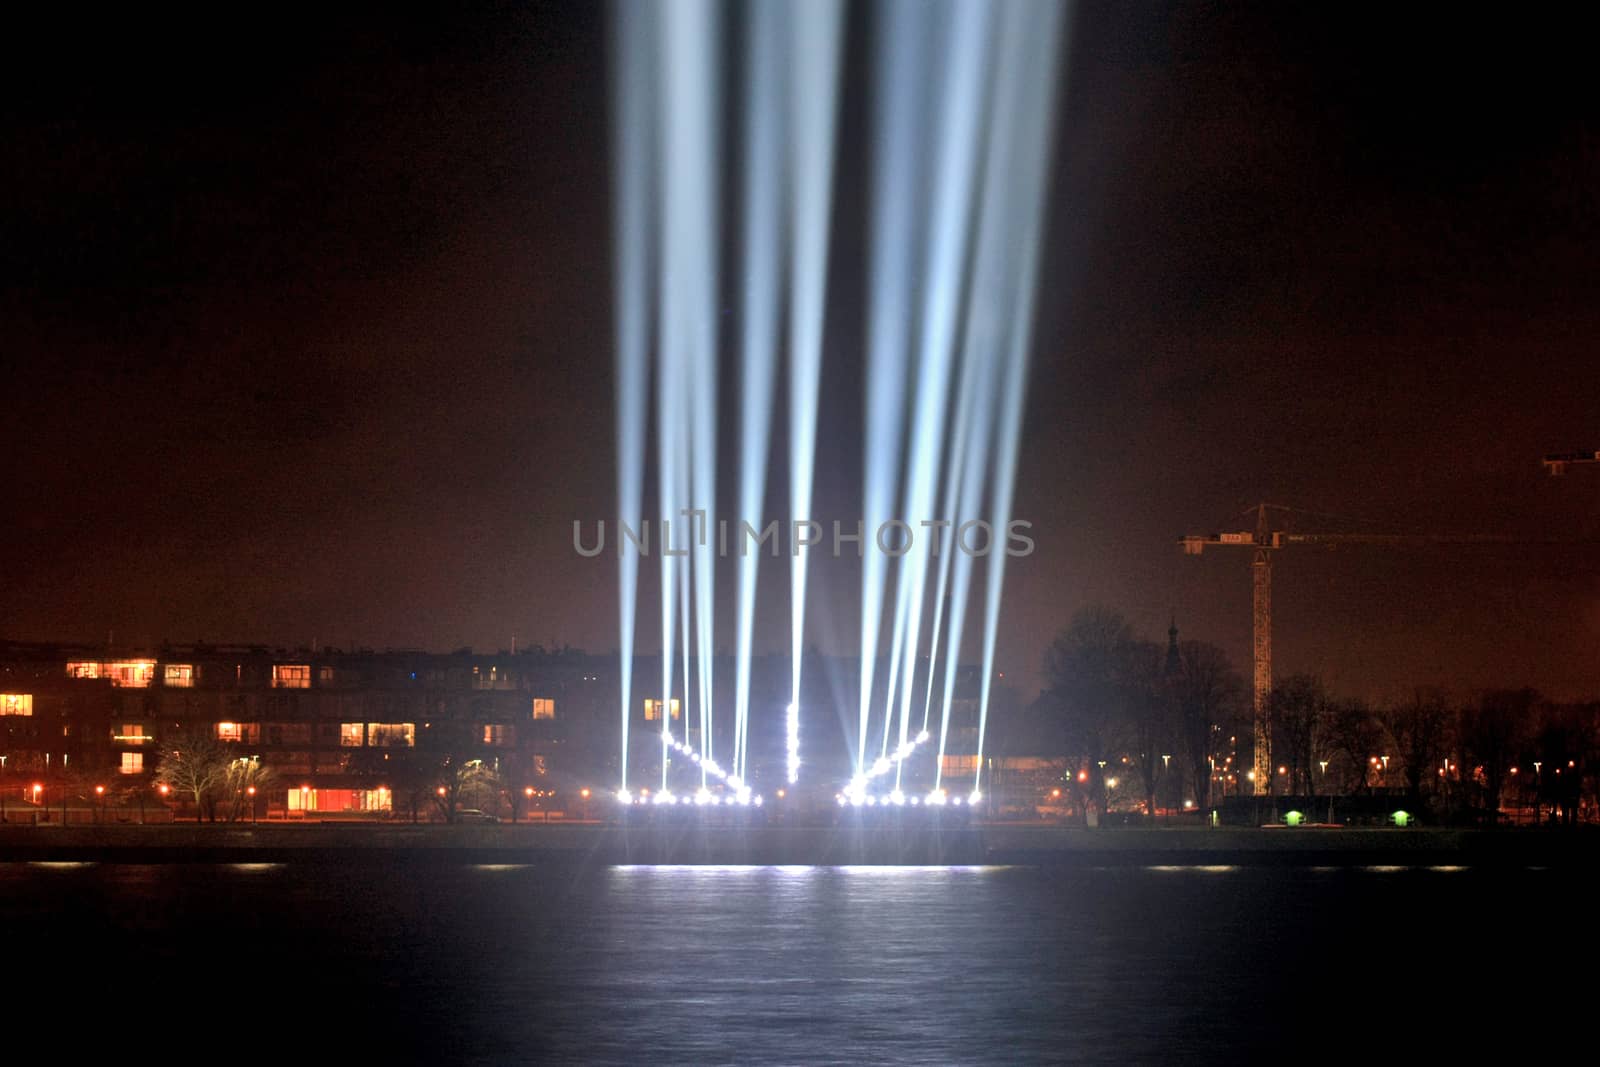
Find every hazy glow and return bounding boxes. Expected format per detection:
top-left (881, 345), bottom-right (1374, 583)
top-left (611, 1), bottom-right (1060, 796)
top-left (609, 1), bottom-right (654, 791)
top-left (786, 701), bottom-right (801, 784)
top-left (786, 0), bottom-right (846, 755)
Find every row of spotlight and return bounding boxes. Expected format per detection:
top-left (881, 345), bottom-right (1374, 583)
top-left (838, 787), bottom-right (982, 808)
top-left (617, 786), bottom-right (766, 808)
top-left (661, 729), bottom-right (753, 803)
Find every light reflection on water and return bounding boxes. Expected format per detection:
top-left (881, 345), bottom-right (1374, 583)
top-left (0, 860), bottom-right (1583, 1064)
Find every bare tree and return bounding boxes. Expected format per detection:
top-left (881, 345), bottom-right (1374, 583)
top-left (1324, 698), bottom-right (1383, 794)
top-left (220, 756), bottom-right (276, 822)
top-left (1459, 689), bottom-right (1536, 824)
top-left (1269, 675), bottom-right (1326, 796)
top-left (154, 731), bottom-right (234, 823)
top-left (1041, 606), bottom-right (1135, 822)
top-left (1122, 640), bottom-right (1175, 820)
top-left (1380, 688), bottom-right (1451, 810)
top-left (1175, 641), bottom-right (1244, 810)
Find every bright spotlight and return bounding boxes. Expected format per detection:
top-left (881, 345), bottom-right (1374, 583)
top-left (889, 789), bottom-right (905, 806)
top-left (616, 789), bottom-right (633, 805)
top-left (968, 790), bottom-right (982, 806)
top-left (786, 701), bottom-right (801, 785)
top-left (926, 789), bottom-right (947, 806)
top-left (695, 787), bottom-right (712, 806)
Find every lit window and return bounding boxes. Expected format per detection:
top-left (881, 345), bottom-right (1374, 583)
top-left (114, 724), bottom-right (147, 743)
top-left (340, 723), bottom-right (365, 747)
top-left (66, 661), bottom-right (155, 687)
top-left (120, 753), bottom-right (144, 775)
top-left (532, 698), bottom-right (555, 720)
top-left (366, 723), bottom-right (415, 747)
top-left (216, 722), bottom-right (242, 742)
top-left (272, 664), bottom-right (310, 689)
top-left (318, 666), bottom-right (336, 685)
top-left (163, 664), bottom-right (194, 688)
top-left (481, 724), bottom-right (514, 746)
top-left (1, 694), bottom-right (33, 717)
top-left (643, 698), bottom-right (679, 722)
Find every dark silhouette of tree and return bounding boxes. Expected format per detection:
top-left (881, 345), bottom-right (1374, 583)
top-left (1532, 701), bottom-right (1585, 826)
top-left (1122, 640), bottom-right (1175, 819)
top-left (1324, 698), bottom-right (1383, 794)
top-left (1460, 689), bottom-right (1536, 824)
top-left (1041, 606), bottom-right (1135, 822)
top-left (1269, 674), bottom-right (1326, 796)
top-left (1174, 641), bottom-right (1244, 810)
top-left (1380, 688), bottom-right (1452, 810)
top-left (347, 746), bottom-right (433, 822)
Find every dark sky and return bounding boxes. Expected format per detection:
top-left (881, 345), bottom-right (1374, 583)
top-left (4, 3), bottom-right (1598, 703)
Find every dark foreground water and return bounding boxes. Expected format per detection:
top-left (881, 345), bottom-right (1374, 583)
top-left (7, 861), bottom-right (1589, 1063)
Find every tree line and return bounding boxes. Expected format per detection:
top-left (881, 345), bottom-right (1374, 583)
top-left (998, 605), bottom-right (1598, 824)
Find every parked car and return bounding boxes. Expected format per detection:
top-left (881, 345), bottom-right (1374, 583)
top-left (455, 809), bottom-right (499, 824)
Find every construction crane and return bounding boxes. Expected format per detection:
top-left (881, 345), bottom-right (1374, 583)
top-left (1180, 503), bottom-right (1587, 796)
top-left (1543, 450), bottom-right (1600, 475)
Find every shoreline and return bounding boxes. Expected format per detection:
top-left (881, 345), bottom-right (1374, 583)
top-left (2, 823), bottom-right (1596, 867)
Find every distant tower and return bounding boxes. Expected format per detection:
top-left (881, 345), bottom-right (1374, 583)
top-left (1165, 616), bottom-right (1181, 679)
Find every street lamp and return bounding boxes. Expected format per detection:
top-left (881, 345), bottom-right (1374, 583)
top-left (246, 785), bottom-right (257, 823)
top-left (95, 784), bottom-right (105, 824)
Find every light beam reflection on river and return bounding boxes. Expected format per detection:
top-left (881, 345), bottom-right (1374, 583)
top-left (2, 861), bottom-right (1586, 1064)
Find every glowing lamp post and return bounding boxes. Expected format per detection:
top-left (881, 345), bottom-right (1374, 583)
top-left (246, 785), bottom-right (257, 823)
top-left (95, 784), bottom-right (105, 824)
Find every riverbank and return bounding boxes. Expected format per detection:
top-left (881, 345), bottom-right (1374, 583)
top-left (3, 822), bottom-right (1597, 866)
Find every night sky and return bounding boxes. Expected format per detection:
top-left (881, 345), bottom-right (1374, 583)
top-left (4, 3), bottom-right (1597, 703)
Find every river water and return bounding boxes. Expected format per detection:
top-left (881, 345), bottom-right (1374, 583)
top-left (7, 861), bottom-right (1583, 1063)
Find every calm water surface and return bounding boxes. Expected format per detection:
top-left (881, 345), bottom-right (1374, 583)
top-left (6, 861), bottom-right (1586, 1063)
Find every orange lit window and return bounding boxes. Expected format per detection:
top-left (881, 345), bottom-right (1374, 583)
top-left (481, 724), bottom-right (514, 746)
top-left (366, 723), bottom-right (415, 747)
top-left (340, 723), bottom-right (364, 747)
top-left (164, 664), bottom-right (194, 688)
top-left (216, 722), bottom-right (243, 742)
top-left (114, 724), bottom-right (147, 743)
top-left (1, 694), bottom-right (33, 717)
top-left (66, 660), bottom-right (155, 687)
top-left (532, 698), bottom-right (555, 720)
top-left (272, 664), bottom-right (310, 689)
top-left (120, 753), bottom-right (144, 775)
top-left (643, 698), bottom-right (679, 722)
